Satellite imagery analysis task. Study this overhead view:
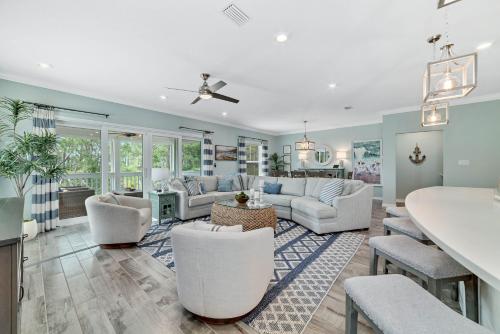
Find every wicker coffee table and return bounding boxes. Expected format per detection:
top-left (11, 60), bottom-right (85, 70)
top-left (211, 200), bottom-right (277, 231)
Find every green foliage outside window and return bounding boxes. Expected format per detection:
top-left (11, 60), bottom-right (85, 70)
top-left (182, 140), bottom-right (201, 175)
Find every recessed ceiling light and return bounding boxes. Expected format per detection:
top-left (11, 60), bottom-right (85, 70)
top-left (160, 95), bottom-right (167, 100)
top-left (329, 83), bottom-right (337, 89)
top-left (38, 62), bottom-right (53, 69)
top-left (275, 33), bottom-right (288, 43)
top-left (476, 41), bottom-right (493, 50)
top-left (222, 112), bottom-right (228, 117)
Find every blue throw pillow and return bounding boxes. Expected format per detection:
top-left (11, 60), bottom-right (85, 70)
top-left (218, 179), bottom-right (233, 192)
top-left (264, 182), bottom-right (282, 194)
top-left (319, 179), bottom-right (344, 205)
top-left (199, 182), bottom-right (206, 194)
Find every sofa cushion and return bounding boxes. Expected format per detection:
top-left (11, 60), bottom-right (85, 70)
top-left (138, 208), bottom-right (152, 225)
top-left (200, 176), bottom-right (218, 192)
top-left (341, 182), bottom-right (353, 196)
top-left (218, 179), bottom-right (233, 192)
top-left (212, 191), bottom-right (237, 201)
top-left (193, 221), bottom-right (243, 232)
top-left (278, 177), bottom-right (306, 196)
top-left (291, 196), bottom-right (337, 219)
top-left (319, 179), bottom-right (344, 205)
top-left (251, 176), bottom-right (278, 190)
top-left (343, 180), bottom-right (365, 195)
top-left (261, 194), bottom-right (296, 207)
top-left (264, 182), bottom-right (282, 194)
top-left (188, 194), bottom-right (214, 207)
top-left (304, 177), bottom-right (332, 199)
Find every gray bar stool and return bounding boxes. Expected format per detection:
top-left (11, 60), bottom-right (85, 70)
top-left (344, 275), bottom-right (492, 334)
top-left (385, 206), bottom-right (409, 217)
top-left (383, 217), bottom-right (431, 244)
top-left (369, 235), bottom-right (478, 322)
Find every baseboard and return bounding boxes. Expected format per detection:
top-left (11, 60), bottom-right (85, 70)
top-left (372, 196), bottom-right (382, 201)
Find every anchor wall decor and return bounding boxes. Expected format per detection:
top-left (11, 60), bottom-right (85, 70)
top-left (409, 143), bottom-right (426, 164)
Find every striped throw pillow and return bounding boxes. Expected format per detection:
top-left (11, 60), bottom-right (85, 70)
top-left (184, 179), bottom-right (201, 196)
top-left (319, 179), bottom-right (344, 205)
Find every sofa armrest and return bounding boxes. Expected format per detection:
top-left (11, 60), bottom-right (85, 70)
top-left (117, 195), bottom-right (152, 210)
top-left (170, 189), bottom-right (189, 219)
top-left (332, 185), bottom-right (373, 230)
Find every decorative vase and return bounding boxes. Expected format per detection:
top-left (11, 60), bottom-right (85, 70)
top-left (23, 219), bottom-right (38, 241)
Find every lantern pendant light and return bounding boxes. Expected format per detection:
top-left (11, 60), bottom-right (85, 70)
top-left (295, 121), bottom-right (315, 151)
top-left (421, 102), bottom-right (449, 127)
top-left (423, 43), bottom-right (477, 103)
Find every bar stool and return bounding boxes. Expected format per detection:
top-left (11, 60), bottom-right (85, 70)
top-left (344, 275), bottom-right (492, 334)
top-left (385, 206), bottom-right (409, 217)
top-left (369, 235), bottom-right (478, 321)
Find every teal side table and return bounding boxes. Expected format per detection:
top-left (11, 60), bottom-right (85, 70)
top-left (149, 191), bottom-right (176, 224)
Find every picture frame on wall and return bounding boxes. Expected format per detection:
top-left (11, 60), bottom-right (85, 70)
top-left (283, 155), bottom-right (291, 164)
top-left (215, 145), bottom-right (238, 161)
top-left (352, 139), bottom-right (382, 185)
top-left (283, 145), bottom-right (291, 155)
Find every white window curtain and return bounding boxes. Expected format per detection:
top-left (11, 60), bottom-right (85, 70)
top-left (202, 134), bottom-right (214, 176)
top-left (237, 137), bottom-right (247, 175)
top-left (31, 108), bottom-right (59, 232)
top-left (260, 140), bottom-right (269, 176)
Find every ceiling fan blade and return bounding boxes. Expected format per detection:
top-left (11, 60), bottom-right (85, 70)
top-left (165, 87), bottom-right (198, 93)
top-left (211, 93), bottom-right (239, 104)
top-left (191, 96), bottom-right (201, 105)
top-left (210, 81), bottom-right (227, 92)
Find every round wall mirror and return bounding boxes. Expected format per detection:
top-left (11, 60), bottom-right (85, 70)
top-left (314, 144), bottom-right (333, 165)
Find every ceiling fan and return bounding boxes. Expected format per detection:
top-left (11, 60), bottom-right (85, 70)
top-left (165, 73), bottom-right (239, 105)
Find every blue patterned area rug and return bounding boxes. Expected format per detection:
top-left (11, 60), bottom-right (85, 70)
top-left (138, 218), bottom-right (364, 334)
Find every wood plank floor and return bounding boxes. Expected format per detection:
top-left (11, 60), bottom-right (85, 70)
top-left (20, 201), bottom-right (456, 334)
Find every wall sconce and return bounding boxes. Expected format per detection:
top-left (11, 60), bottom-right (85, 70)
top-left (336, 151), bottom-right (347, 168)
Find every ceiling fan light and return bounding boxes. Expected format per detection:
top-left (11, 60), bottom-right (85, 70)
top-left (199, 93), bottom-right (212, 100)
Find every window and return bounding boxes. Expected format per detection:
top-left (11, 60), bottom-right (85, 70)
top-left (152, 136), bottom-right (176, 170)
top-left (246, 143), bottom-right (261, 176)
top-left (108, 131), bottom-right (143, 192)
top-left (182, 139), bottom-right (201, 176)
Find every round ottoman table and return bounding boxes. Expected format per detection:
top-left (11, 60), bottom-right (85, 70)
top-left (211, 200), bottom-right (277, 231)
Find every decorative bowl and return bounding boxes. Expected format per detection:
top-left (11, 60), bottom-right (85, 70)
top-left (235, 192), bottom-right (249, 204)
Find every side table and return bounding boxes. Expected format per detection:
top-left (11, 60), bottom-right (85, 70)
top-left (149, 191), bottom-right (176, 224)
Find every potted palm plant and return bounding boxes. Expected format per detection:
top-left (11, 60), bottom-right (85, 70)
top-left (0, 98), bottom-right (67, 233)
top-left (269, 152), bottom-right (284, 175)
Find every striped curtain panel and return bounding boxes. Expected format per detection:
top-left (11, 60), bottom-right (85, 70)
top-left (202, 135), bottom-right (214, 176)
top-left (237, 137), bottom-right (247, 175)
top-left (31, 108), bottom-right (59, 232)
top-left (260, 140), bottom-right (269, 176)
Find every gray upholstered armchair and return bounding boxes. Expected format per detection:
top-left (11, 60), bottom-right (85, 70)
top-left (85, 193), bottom-right (152, 247)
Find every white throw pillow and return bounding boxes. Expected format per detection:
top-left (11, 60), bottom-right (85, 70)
top-left (98, 193), bottom-right (120, 205)
top-left (169, 178), bottom-right (188, 192)
top-left (319, 179), bottom-right (344, 205)
top-left (193, 221), bottom-right (243, 232)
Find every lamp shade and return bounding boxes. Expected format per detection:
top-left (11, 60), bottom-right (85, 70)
top-left (336, 151), bottom-right (347, 160)
top-left (151, 168), bottom-right (171, 182)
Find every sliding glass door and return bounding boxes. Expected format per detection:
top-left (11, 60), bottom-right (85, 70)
top-left (182, 138), bottom-right (202, 177)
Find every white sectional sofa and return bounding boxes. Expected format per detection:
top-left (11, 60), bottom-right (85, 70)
top-left (169, 175), bottom-right (373, 234)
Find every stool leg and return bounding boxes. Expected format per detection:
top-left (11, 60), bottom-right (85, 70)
top-left (427, 279), bottom-right (442, 300)
top-left (369, 248), bottom-right (379, 275)
top-left (465, 276), bottom-right (479, 323)
top-left (345, 295), bottom-right (358, 334)
top-left (383, 226), bottom-right (390, 236)
top-left (383, 259), bottom-right (389, 274)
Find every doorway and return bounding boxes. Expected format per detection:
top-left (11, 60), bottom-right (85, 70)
top-left (396, 131), bottom-right (443, 203)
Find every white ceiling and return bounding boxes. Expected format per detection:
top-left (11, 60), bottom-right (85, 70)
top-left (1, 0), bottom-right (499, 135)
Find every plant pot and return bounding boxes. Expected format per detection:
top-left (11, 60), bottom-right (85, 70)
top-left (235, 195), bottom-right (249, 204)
top-left (23, 219), bottom-right (38, 241)
top-left (0, 197), bottom-right (24, 234)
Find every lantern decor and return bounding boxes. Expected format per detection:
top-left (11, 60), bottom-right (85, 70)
top-left (421, 102), bottom-right (449, 127)
top-left (295, 121), bottom-right (315, 151)
top-left (423, 43), bottom-right (477, 103)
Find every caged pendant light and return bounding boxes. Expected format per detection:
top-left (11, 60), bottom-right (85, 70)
top-left (295, 121), bottom-right (315, 151)
top-left (423, 43), bottom-right (477, 103)
top-left (421, 102), bottom-right (449, 127)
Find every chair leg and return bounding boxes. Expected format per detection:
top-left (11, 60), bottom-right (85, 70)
top-left (345, 295), bottom-right (358, 334)
top-left (383, 226), bottom-right (390, 236)
top-left (383, 259), bottom-right (389, 274)
top-left (465, 276), bottom-right (479, 322)
top-left (427, 279), bottom-right (442, 300)
top-left (369, 248), bottom-right (379, 275)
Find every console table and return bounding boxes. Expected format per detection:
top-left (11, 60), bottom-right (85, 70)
top-left (149, 191), bottom-right (176, 223)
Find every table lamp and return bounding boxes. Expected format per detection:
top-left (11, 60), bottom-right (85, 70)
top-left (152, 168), bottom-right (171, 192)
top-left (336, 151), bottom-right (347, 168)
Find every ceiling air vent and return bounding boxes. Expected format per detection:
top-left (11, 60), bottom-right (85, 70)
top-left (222, 3), bottom-right (250, 26)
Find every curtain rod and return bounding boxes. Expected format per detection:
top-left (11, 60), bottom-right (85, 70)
top-left (179, 126), bottom-right (214, 134)
top-left (23, 101), bottom-right (110, 118)
top-left (238, 135), bottom-right (267, 142)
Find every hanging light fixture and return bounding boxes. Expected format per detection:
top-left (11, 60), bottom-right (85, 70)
top-left (295, 121), bottom-right (315, 151)
top-left (423, 43), bottom-right (477, 103)
top-left (421, 102), bottom-right (449, 127)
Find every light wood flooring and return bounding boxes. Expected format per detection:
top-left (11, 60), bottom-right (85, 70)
top-left (19, 201), bottom-right (454, 334)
